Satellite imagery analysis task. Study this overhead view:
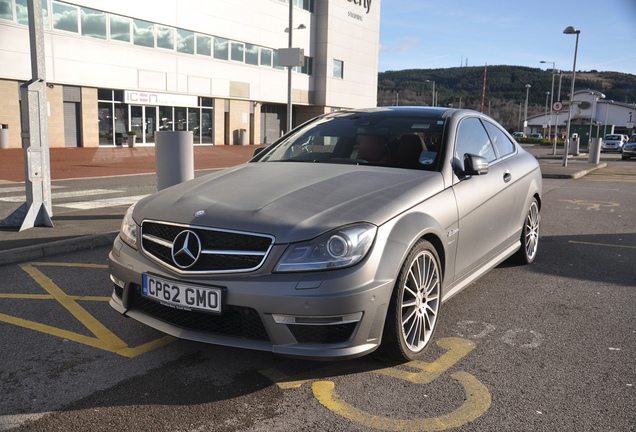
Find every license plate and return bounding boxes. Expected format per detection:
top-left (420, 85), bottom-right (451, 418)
top-left (142, 274), bottom-right (222, 313)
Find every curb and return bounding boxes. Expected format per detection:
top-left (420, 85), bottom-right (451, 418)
top-left (0, 232), bottom-right (118, 266)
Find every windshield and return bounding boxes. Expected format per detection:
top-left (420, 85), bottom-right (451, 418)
top-left (257, 112), bottom-right (445, 171)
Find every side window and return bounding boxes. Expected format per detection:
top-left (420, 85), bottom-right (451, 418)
top-left (455, 117), bottom-right (496, 170)
top-left (484, 121), bottom-right (515, 157)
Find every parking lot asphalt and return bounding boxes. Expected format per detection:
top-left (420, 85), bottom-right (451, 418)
top-left (0, 144), bottom-right (608, 266)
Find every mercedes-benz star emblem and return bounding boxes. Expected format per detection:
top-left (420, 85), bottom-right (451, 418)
top-left (171, 230), bottom-right (202, 269)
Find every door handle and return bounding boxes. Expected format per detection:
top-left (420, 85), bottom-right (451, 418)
top-left (503, 170), bottom-right (512, 183)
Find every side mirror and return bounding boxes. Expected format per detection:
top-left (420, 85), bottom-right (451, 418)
top-left (463, 154), bottom-right (489, 175)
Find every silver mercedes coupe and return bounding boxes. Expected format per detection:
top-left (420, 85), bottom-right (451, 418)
top-left (108, 107), bottom-right (542, 361)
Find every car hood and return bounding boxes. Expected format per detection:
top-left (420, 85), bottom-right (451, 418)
top-left (134, 162), bottom-right (445, 243)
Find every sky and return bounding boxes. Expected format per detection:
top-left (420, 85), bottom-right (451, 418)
top-left (378, 0), bottom-right (636, 76)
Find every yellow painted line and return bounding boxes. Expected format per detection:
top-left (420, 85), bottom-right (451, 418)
top-left (261, 338), bottom-right (491, 430)
top-left (560, 199), bottom-right (619, 209)
top-left (312, 371), bottom-right (491, 431)
top-left (0, 262), bottom-right (175, 357)
top-left (19, 263), bottom-right (129, 352)
top-left (0, 294), bottom-right (110, 301)
top-left (569, 240), bottom-right (636, 249)
top-left (375, 337), bottom-right (475, 384)
top-left (29, 262), bottom-right (109, 268)
top-left (116, 335), bottom-right (176, 358)
top-left (0, 312), bottom-right (111, 351)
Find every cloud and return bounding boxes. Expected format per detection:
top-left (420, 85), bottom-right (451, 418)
top-left (380, 36), bottom-right (423, 53)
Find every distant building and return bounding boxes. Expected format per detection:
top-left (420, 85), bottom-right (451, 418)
top-left (526, 90), bottom-right (636, 147)
top-left (0, 0), bottom-right (381, 148)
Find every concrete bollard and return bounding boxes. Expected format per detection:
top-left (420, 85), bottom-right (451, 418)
top-left (155, 131), bottom-right (194, 191)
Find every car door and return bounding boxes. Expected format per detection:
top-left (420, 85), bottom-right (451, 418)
top-left (451, 117), bottom-right (517, 280)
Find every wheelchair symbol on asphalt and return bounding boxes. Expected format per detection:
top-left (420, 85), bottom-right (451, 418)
top-left (261, 337), bottom-right (491, 431)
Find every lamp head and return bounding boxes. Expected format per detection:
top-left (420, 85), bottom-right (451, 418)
top-left (563, 26), bottom-right (580, 34)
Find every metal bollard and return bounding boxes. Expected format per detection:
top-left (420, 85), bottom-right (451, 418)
top-left (155, 131), bottom-right (194, 191)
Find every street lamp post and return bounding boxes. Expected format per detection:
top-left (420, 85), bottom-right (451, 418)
top-left (544, 91), bottom-right (550, 137)
top-left (563, 26), bottom-right (581, 167)
top-left (426, 80), bottom-right (436, 107)
top-left (540, 61), bottom-right (556, 148)
top-left (524, 84), bottom-right (531, 135)
top-left (285, 2), bottom-right (305, 134)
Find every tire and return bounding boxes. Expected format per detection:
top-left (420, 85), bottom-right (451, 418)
top-left (381, 240), bottom-right (441, 361)
top-left (514, 198), bottom-right (540, 264)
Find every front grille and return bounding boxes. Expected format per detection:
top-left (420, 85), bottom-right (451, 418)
top-left (128, 284), bottom-right (269, 341)
top-left (288, 323), bottom-right (357, 344)
top-left (141, 220), bottom-right (274, 274)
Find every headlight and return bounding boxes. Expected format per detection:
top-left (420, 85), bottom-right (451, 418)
top-left (120, 203), bottom-right (138, 249)
top-left (275, 223), bottom-right (377, 272)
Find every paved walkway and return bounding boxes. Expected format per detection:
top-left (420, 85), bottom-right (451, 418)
top-left (0, 143), bottom-right (610, 265)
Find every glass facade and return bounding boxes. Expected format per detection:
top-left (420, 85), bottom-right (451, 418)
top-left (52, 2), bottom-right (77, 33)
top-left (2, 0), bottom-right (313, 76)
top-left (98, 89), bottom-right (215, 146)
top-left (80, 7), bottom-right (106, 39)
top-left (133, 18), bottom-right (154, 47)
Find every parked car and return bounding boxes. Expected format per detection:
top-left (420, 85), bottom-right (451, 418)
top-left (601, 134), bottom-right (628, 152)
top-left (622, 134), bottom-right (636, 160)
top-left (109, 107), bottom-right (542, 361)
top-left (529, 133), bottom-right (543, 139)
top-left (512, 131), bottom-right (525, 138)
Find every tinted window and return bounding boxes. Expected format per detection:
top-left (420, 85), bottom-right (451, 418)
top-left (455, 117), bottom-right (496, 170)
top-left (484, 121), bottom-right (515, 157)
top-left (110, 15), bottom-right (130, 42)
top-left (52, 2), bottom-right (78, 33)
top-left (81, 7), bottom-right (106, 39)
top-left (177, 29), bottom-right (194, 54)
top-left (196, 34), bottom-right (211, 56)
top-left (156, 26), bottom-right (174, 49)
top-left (133, 19), bottom-right (154, 47)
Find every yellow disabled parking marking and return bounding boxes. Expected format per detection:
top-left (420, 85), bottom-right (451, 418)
top-left (261, 337), bottom-right (491, 430)
top-left (0, 262), bottom-right (174, 357)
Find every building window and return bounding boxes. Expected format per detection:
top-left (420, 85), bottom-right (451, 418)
top-left (109, 15), bottom-right (130, 42)
top-left (333, 59), bottom-right (344, 79)
top-left (196, 34), bottom-right (211, 56)
top-left (273, 50), bottom-right (285, 70)
top-left (302, 56), bottom-right (313, 75)
top-left (245, 44), bottom-right (259, 66)
top-left (231, 41), bottom-right (244, 62)
top-left (52, 2), bottom-right (78, 33)
top-left (0, 0), bottom-right (12, 20)
top-left (80, 7), bottom-right (106, 40)
top-left (177, 29), bottom-right (194, 54)
top-left (133, 19), bottom-right (154, 48)
top-left (213, 37), bottom-right (228, 60)
top-left (157, 25), bottom-right (174, 50)
top-left (260, 48), bottom-right (272, 67)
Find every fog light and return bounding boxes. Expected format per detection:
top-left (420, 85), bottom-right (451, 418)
top-left (272, 312), bottom-right (363, 325)
top-left (110, 274), bottom-right (125, 289)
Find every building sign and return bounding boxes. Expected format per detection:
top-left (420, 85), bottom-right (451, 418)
top-left (347, 0), bottom-right (373, 14)
top-left (124, 91), bottom-right (198, 107)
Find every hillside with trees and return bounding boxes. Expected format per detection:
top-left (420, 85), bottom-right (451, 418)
top-left (377, 66), bottom-right (636, 132)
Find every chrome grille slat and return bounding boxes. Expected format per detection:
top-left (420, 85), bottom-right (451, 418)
top-left (141, 220), bottom-right (275, 274)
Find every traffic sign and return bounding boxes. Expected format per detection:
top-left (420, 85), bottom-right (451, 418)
top-left (553, 101), bottom-right (564, 112)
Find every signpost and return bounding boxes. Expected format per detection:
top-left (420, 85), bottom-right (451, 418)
top-left (0, 0), bottom-right (53, 231)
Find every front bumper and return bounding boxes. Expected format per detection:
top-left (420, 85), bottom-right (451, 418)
top-left (622, 147), bottom-right (636, 158)
top-left (601, 144), bottom-right (622, 152)
top-left (108, 235), bottom-right (395, 360)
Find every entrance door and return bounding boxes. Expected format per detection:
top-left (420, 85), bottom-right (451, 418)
top-left (63, 101), bottom-right (81, 147)
top-left (145, 106), bottom-right (157, 144)
top-left (130, 105), bottom-right (157, 144)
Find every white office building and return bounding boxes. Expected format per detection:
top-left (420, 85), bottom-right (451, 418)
top-left (0, 0), bottom-right (381, 148)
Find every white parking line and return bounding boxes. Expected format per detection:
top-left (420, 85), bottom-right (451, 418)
top-left (0, 189), bottom-right (119, 202)
top-left (56, 195), bottom-right (149, 210)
